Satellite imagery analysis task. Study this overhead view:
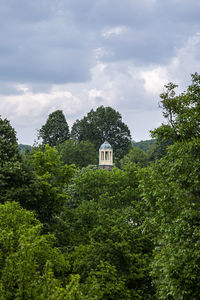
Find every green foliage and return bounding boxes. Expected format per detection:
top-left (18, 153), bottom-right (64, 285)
top-left (0, 201), bottom-right (83, 299)
top-left (119, 146), bottom-right (149, 168)
top-left (71, 106), bottom-right (132, 160)
top-left (5, 89), bottom-right (200, 298)
top-left (132, 139), bottom-right (173, 162)
top-left (139, 139), bottom-right (200, 299)
top-left (0, 116), bottom-right (20, 163)
top-left (23, 145), bottom-right (75, 224)
top-left (38, 110), bottom-right (70, 146)
top-left (147, 139), bottom-right (173, 161)
top-left (82, 261), bottom-right (132, 299)
top-left (51, 165), bottom-right (154, 299)
top-left (65, 165), bottom-right (140, 209)
top-left (0, 116), bottom-right (34, 205)
top-left (58, 139), bottom-right (98, 168)
top-left (151, 73), bottom-right (200, 142)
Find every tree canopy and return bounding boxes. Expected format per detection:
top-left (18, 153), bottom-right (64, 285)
top-left (52, 165), bottom-right (154, 299)
top-left (71, 106), bottom-right (132, 160)
top-left (1, 73), bottom-right (200, 298)
top-left (38, 110), bottom-right (69, 147)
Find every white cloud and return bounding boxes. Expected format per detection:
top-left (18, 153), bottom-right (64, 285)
top-left (0, 86), bottom-right (82, 130)
top-left (140, 67), bottom-right (169, 95)
top-left (102, 26), bottom-right (127, 39)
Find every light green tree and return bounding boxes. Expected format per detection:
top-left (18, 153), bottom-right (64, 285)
top-left (0, 201), bottom-right (82, 299)
top-left (23, 144), bottom-right (75, 225)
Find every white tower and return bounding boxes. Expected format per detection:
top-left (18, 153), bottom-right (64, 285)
top-left (99, 140), bottom-right (113, 170)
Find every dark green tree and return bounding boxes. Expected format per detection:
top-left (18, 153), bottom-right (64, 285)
top-left (57, 139), bottom-right (98, 168)
top-left (38, 110), bottom-right (69, 146)
top-left (0, 116), bottom-right (32, 205)
top-left (71, 106), bottom-right (132, 160)
top-left (0, 116), bottom-right (20, 163)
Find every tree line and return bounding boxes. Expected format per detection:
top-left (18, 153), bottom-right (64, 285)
top-left (36, 105), bottom-right (169, 168)
top-left (0, 73), bottom-right (200, 299)
top-left (37, 105), bottom-right (132, 161)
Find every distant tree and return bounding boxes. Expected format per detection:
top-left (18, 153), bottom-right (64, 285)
top-left (132, 139), bottom-right (157, 152)
top-left (119, 146), bottom-right (148, 168)
top-left (38, 110), bottom-right (69, 146)
top-left (71, 106), bottom-right (131, 160)
top-left (58, 139), bottom-right (98, 168)
top-left (18, 144), bottom-right (32, 154)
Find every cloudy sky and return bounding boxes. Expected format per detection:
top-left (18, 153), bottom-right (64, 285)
top-left (1, 0), bottom-right (200, 144)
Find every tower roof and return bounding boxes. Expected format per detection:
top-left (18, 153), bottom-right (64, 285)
top-left (100, 140), bottom-right (112, 149)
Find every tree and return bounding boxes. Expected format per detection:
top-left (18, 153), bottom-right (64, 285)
top-left (0, 201), bottom-right (82, 299)
top-left (0, 116), bottom-right (32, 205)
top-left (23, 145), bottom-right (75, 225)
top-left (57, 139), bottom-right (98, 168)
top-left (137, 74), bottom-right (200, 297)
top-left (119, 146), bottom-right (148, 168)
top-left (51, 165), bottom-right (154, 298)
top-left (151, 73), bottom-right (200, 142)
top-left (139, 138), bottom-right (200, 299)
top-left (71, 106), bottom-right (132, 160)
top-left (0, 116), bottom-right (20, 163)
top-left (38, 110), bottom-right (69, 146)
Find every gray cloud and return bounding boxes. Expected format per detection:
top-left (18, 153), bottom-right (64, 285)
top-left (0, 1), bottom-right (200, 143)
top-left (0, 0), bottom-right (199, 86)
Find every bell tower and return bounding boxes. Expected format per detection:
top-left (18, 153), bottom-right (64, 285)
top-left (99, 140), bottom-right (113, 170)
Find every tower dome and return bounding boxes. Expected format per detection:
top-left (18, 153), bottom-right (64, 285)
top-left (99, 140), bottom-right (113, 170)
top-left (100, 140), bottom-right (112, 149)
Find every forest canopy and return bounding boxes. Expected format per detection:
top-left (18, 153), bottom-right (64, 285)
top-left (0, 73), bottom-right (200, 299)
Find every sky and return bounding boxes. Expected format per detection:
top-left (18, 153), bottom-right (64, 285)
top-left (1, 0), bottom-right (200, 144)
